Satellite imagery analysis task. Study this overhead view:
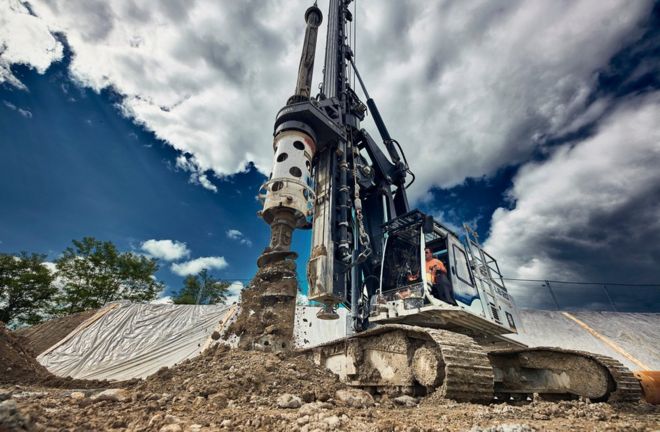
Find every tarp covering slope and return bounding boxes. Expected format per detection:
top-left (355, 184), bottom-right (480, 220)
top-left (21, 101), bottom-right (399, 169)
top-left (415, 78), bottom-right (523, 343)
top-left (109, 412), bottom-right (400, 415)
top-left (510, 310), bottom-right (660, 371)
top-left (36, 302), bottom-right (658, 382)
top-left (38, 302), bottom-right (232, 381)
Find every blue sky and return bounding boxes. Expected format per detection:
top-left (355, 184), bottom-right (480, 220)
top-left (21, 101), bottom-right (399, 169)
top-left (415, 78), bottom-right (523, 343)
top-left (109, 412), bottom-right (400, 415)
top-left (1, 0), bottom-right (659, 311)
top-left (0, 59), bottom-right (272, 295)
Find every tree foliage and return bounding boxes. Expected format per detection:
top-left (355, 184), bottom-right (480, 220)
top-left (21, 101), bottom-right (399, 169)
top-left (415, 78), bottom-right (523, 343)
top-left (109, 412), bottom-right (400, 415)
top-left (54, 237), bottom-right (163, 314)
top-left (173, 269), bottom-right (229, 305)
top-left (0, 252), bottom-right (56, 325)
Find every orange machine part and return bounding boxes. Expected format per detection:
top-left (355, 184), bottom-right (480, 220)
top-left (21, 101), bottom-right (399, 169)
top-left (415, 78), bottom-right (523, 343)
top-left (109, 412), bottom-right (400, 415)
top-left (634, 371), bottom-right (660, 405)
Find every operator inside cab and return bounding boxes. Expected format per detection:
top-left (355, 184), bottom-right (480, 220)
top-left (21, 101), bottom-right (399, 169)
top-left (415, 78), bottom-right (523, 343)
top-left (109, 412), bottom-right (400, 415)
top-left (425, 247), bottom-right (458, 306)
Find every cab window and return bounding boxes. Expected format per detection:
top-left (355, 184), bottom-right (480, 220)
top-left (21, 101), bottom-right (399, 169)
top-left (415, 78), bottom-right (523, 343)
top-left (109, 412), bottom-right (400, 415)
top-left (452, 245), bottom-right (474, 287)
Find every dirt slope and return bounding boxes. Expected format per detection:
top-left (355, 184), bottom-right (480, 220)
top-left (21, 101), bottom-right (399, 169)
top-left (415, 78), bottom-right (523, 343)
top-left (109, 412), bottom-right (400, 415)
top-left (0, 322), bottom-right (51, 385)
top-left (0, 322), bottom-right (122, 389)
top-left (14, 309), bottom-right (98, 356)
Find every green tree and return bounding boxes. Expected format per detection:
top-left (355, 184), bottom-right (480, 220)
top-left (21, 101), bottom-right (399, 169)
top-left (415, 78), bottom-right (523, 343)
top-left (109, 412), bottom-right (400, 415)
top-left (54, 237), bottom-right (163, 313)
top-left (173, 269), bottom-right (229, 305)
top-left (0, 252), bottom-right (56, 325)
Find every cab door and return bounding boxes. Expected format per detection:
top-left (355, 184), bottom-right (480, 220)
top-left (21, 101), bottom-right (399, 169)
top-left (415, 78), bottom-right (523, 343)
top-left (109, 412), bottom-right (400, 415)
top-left (446, 236), bottom-right (480, 305)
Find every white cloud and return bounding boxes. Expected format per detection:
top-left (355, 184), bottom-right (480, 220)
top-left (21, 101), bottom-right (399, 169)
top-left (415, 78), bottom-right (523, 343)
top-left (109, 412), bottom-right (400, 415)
top-left (150, 295), bottom-right (173, 305)
top-left (141, 239), bottom-right (190, 261)
top-left (3, 100), bottom-right (33, 118)
top-left (0, 0), bottom-right (63, 89)
top-left (196, 174), bottom-right (217, 193)
top-left (171, 256), bottom-right (228, 276)
top-left (3, 0), bottom-right (651, 200)
top-left (41, 261), bottom-right (56, 273)
top-left (7, 0), bottom-right (308, 182)
top-left (224, 280), bottom-right (244, 304)
top-left (484, 94), bottom-right (660, 303)
top-left (354, 0), bottom-right (653, 200)
top-left (176, 154), bottom-right (218, 192)
top-left (226, 229), bottom-right (252, 247)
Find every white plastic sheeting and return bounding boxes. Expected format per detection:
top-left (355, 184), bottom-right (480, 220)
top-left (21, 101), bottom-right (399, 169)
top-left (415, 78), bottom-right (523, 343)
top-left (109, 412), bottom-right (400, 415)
top-left (510, 310), bottom-right (660, 371)
top-left (37, 301), bottom-right (658, 382)
top-left (38, 302), bottom-right (233, 381)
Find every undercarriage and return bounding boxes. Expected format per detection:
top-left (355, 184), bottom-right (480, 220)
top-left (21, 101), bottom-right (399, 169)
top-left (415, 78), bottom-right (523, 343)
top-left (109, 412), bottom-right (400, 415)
top-left (303, 324), bottom-right (643, 403)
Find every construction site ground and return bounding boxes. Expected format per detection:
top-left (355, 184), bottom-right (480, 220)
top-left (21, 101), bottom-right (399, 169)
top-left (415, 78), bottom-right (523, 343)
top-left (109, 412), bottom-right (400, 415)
top-left (2, 326), bottom-right (659, 432)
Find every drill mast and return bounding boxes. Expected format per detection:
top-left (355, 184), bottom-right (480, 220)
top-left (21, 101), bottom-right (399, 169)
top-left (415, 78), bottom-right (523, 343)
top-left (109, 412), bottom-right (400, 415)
top-left (259, 0), bottom-right (411, 330)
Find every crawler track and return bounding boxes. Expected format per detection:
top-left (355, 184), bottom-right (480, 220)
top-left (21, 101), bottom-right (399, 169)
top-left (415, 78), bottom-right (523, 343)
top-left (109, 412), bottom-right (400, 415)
top-left (423, 329), bottom-right (494, 402)
top-left (488, 346), bottom-right (643, 402)
top-left (591, 354), bottom-right (643, 402)
top-left (304, 325), bottom-right (642, 403)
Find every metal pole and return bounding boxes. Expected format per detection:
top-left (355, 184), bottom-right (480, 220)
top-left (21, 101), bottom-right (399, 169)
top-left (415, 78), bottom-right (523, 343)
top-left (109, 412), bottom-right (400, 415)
top-left (545, 280), bottom-right (560, 310)
top-left (602, 285), bottom-right (618, 312)
top-left (322, 0), bottom-right (341, 98)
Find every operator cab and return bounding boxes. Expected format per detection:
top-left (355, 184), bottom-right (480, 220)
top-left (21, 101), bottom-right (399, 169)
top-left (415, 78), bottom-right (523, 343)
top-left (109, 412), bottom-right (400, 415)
top-left (371, 210), bottom-right (520, 337)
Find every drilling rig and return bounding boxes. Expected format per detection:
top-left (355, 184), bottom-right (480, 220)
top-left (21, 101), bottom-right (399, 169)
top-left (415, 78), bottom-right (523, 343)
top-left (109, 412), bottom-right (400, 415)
top-left (256, 0), bottom-right (644, 402)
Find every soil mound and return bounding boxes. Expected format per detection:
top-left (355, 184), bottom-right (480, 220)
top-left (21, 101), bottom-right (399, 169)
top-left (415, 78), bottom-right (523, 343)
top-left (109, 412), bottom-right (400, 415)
top-left (136, 343), bottom-right (343, 405)
top-left (0, 322), bottom-right (51, 385)
top-left (14, 309), bottom-right (98, 356)
top-left (226, 260), bottom-right (298, 351)
top-left (0, 322), bottom-right (120, 389)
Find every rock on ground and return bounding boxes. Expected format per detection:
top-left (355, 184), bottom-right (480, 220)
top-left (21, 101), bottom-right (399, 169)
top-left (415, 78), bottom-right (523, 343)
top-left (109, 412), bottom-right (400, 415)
top-left (91, 388), bottom-right (130, 402)
top-left (335, 388), bottom-right (374, 408)
top-left (471, 424), bottom-right (537, 432)
top-left (0, 400), bottom-right (34, 432)
top-left (277, 393), bottom-right (302, 409)
top-left (393, 395), bottom-right (418, 407)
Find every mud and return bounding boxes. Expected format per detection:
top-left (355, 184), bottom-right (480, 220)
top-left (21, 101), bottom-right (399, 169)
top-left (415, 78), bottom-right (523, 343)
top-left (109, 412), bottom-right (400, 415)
top-left (226, 260), bottom-right (298, 351)
top-left (0, 322), bottom-right (50, 385)
top-left (14, 309), bottom-right (98, 356)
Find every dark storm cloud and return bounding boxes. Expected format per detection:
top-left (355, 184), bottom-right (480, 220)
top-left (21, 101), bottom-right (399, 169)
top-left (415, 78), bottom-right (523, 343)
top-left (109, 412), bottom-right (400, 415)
top-left (578, 185), bottom-right (660, 282)
top-left (484, 4), bottom-right (660, 304)
top-left (485, 94), bottom-right (660, 309)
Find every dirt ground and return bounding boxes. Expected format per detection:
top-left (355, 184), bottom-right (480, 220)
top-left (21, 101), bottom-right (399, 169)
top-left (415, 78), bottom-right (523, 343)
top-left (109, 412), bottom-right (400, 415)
top-left (1, 342), bottom-right (658, 432)
top-left (14, 310), bottom-right (98, 356)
